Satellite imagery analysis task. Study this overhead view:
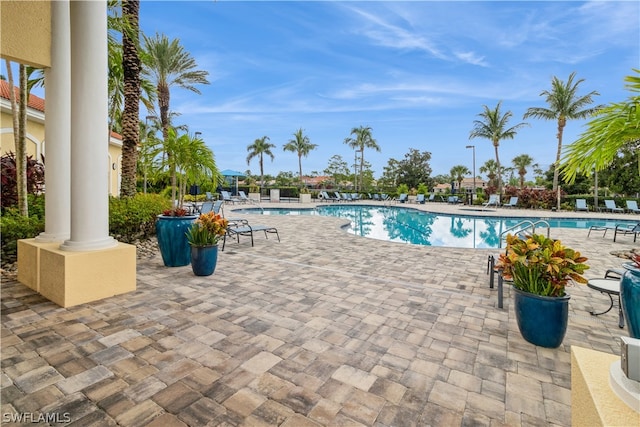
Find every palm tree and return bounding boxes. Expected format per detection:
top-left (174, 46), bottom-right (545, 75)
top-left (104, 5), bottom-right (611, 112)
top-left (562, 69), bottom-right (640, 182)
top-left (479, 159), bottom-right (500, 190)
top-left (511, 154), bottom-right (536, 188)
top-left (119, 0), bottom-right (140, 197)
top-left (344, 126), bottom-right (380, 192)
top-left (246, 136), bottom-right (276, 187)
top-left (283, 128), bottom-right (318, 187)
top-left (142, 32), bottom-right (210, 147)
top-left (469, 101), bottom-right (528, 194)
top-left (524, 72), bottom-right (603, 191)
top-left (450, 165), bottom-right (471, 193)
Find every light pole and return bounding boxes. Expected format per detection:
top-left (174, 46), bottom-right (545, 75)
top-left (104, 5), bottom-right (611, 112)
top-left (466, 145), bottom-right (476, 201)
top-left (195, 131), bottom-right (202, 139)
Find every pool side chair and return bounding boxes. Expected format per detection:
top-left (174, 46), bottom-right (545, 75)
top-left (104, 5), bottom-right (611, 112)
top-left (221, 190), bottom-right (238, 204)
top-left (200, 201), bottom-right (217, 214)
top-left (575, 199), bottom-right (589, 212)
top-left (416, 194), bottom-right (425, 204)
top-left (613, 223), bottom-right (640, 242)
top-left (373, 194), bottom-right (381, 201)
top-left (334, 191), bottom-right (344, 202)
top-left (398, 193), bottom-right (408, 203)
top-left (205, 191), bottom-right (214, 201)
top-left (503, 196), bottom-right (518, 208)
top-left (222, 222), bottom-right (280, 251)
top-left (238, 191), bottom-right (250, 203)
top-left (603, 199), bottom-right (624, 213)
top-left (483, 194), bottom-right (500, 209)
top-left (587, 224), bottom-right (616, 238)
top-left (447, 196), bottom-right (459, 204)
top-left (626, 200), bottom-right (640, 214)
top-left (428, 193), bottom-right (436, 202)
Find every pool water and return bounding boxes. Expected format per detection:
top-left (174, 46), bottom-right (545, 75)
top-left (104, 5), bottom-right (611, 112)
top-left (232, 205), bottom-right (635, 249)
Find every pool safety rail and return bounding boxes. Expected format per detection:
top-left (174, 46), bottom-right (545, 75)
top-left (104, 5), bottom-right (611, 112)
top-left (498, 219), bottom-right (550, 248)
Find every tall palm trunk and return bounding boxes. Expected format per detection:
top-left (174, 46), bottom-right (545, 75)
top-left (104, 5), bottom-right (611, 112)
top-left (493, 141), bottom-right (502, 194)
top-left (553, 117), bottom-right (566, 192)
top-left (120, 0), bottom-right (141, 197)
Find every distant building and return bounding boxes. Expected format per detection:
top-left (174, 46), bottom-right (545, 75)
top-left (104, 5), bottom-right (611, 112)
top-left (434, 177), bottom-right (488, 194)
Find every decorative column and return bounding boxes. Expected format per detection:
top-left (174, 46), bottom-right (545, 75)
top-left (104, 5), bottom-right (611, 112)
top-left (37, 0), bottom-right (70, 242)
top-left (60, 0), bottom-right (115, 251)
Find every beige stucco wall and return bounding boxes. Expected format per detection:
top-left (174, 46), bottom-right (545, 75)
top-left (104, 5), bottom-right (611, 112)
top-left (0, 110), bottom-right (45, 159)
top-left (0, 0), bottom-right (51, 68)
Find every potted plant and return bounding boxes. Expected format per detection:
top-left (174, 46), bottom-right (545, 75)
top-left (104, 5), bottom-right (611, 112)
top-left (156, 207), bottom-right (198, 267)
top-left (496, 233), bottom-right (589, 348)
top-left (185, 212), bottom-right (229, 276)
top-left (299, 186), bottom-right (311, 203)
top-left (621, 253), bottom-right (640, 338)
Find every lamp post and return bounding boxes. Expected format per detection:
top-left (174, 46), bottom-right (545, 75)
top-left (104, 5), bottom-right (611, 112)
top-left (466, 145), bottom-right (476, 202)
top-left (195, 131), bottom-right (202, 139)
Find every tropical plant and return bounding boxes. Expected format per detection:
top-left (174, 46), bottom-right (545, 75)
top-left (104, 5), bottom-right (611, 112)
top-left (164, 129), bottom-right (219, 212)
top-left (524, 72), bottom-right (603, 192)
top-left (496, 233), bottom-right (589, 297)
top-left (450, 165), bottom-right (471, 192)
top-left (344, 126), bottom-right (380, 192)
top-left (185, 212), bottom-right (229, 246)
top-left (562, 69), bottom-right (640, 183)
top-left (1, 152), bottom-right (45, 210)
top-left (283, 128), bottom-right (317, 187)
top-left (470, 101), bottom-right (529, 195)
top-left (511, 154), bottom-right (536, 188)
top-left (247, 136), bottom-right (276, 187)
top-left (479, 159), bottom-right (500, 190)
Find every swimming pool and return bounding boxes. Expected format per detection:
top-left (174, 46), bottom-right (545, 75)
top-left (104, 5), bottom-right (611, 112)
top-left (232, 205), bottom-right (636, 249)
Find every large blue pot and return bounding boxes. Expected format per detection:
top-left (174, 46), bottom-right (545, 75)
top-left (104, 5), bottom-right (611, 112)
top-left (156, 215), bottom-right (197, 267)
top-left (190, 245), bottom-right (219, 276)
top-left (621, 263), bottom-right (640, 338)
top-left (514, 288), bottom-right (570, 348)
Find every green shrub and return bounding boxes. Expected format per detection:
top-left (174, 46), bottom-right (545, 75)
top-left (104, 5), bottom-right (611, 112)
top-left (0, 207), bottom-right (45, 264)
top-left (109, 193), bottom-right (171, 242)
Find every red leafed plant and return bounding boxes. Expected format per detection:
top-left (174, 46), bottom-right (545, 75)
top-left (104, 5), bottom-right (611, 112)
top-left (162, 207), bottom-right (189, 217)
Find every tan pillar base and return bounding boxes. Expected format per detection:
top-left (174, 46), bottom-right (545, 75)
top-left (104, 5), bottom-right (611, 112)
top-left (17, 239), bottom-right (61, 292)
top-left (34, 242), bottom-right (136, 307)
top-left (571, 346), bottom-right (640, 426)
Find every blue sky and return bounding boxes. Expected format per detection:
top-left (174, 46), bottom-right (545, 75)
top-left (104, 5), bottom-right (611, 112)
top-left (142, 0), bottom-right (638, 180)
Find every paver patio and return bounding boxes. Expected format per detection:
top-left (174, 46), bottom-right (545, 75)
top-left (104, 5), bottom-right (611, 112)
top-left (1, 202), bottom-right (637, 426)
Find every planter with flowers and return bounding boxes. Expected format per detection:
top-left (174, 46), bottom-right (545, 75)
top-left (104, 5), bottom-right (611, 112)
top-left (156, 208), bottom-right (198, 267)
top-left (496, 233), bottom-right (589, 348)
top-left (185, 212), bottom-right (229, 276)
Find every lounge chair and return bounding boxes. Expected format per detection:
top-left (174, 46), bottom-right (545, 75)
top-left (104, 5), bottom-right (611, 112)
top-left (447, 196), bottom-right (459, 204)
top-left (220, 190), bottom-right (239, 204)
top-left (373, 194), bottom-right (380, 201)
top-left (503, 196), bottom-right (518, 208)
top-left (587, 223), bottom-right (617, 238)
top-left (238, 191), bottom-right (250, 203)
top-left (334, 191), bottom-right (344, 202)
top-left (222, 222), bottom-right (280, 250)
top-left (199, 201), bottom-right (218, 214)
top-left (205, 191), bottom-right (214, 201)
top-left (428, 193), bottom-right (436, 202)
top-left (483, 194), bottom-right (500, 208)
top-left (614, 223), bottom-right (640, 242)
top-left (603, 200), bottom-right (624, 213)
top-left (575, 199), bottom-right (589, 212)
top-left (398, 193), bottom-right (408, 203)
top-left (626, 200), bottom-right (640, 214)
top-left (416, 194), bottom-right (425, 204)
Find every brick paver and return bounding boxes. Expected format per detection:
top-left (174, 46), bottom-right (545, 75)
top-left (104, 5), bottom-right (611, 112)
top-left (1, 202), bottom-right (635, 425)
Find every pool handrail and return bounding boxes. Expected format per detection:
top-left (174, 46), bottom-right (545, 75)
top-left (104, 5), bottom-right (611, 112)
top-left (499, 220), bottom-right (550, 248)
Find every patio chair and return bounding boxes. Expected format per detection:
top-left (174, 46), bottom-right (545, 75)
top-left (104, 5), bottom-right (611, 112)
top-left (222, 222), bottom-right (280, 251)
top-left (613, 223), bottom-right (640, 242)
top-left (428, 193), bottom-right (436, 202)
top-left (341, 192), bottom-right (351, 202)
top-left (587, 224), bottom-right (616, 238)
top-left (603, 200), bottom-right (624, 213)
top-left (199, 201), bottom-right (218, 214)
top-left (483, 194), bottom-right (500, 208)
top-left (334, 191), bottom-right (344, 202)
top-left (373, 194), bottom-right (381, 201)
top-left (416, 194), bottom-right (425, 204)
top-left (238, 191), bottom-right (250, 203)
top-left (398, 193), bottom-right (408, 203)
top-left (220, 190), bottom-right (238, 204)
top-left (626, 200), bottom-right (640, 214)
top-left (575, 199), bottom-right (589, 212)
top-left (503, 196), bottom-right (518, 208)
top-left (447, 196), bottom-right (459, 204)
top-left (205, 191), bottom-right (214, 201)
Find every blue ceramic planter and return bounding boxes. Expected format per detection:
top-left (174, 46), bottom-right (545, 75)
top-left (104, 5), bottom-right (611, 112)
top-left (622, 263), bottom-right (640, 338)
top-left (514, 288), bottom-right (570, 348)
top-left (156, 215), bottom-right (197, 267)
top-left (190, 245), bottom-right (219, 276)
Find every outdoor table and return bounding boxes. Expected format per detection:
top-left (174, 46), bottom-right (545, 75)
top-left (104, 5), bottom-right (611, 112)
top-left (587, 278), bottom-right (624, 329)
